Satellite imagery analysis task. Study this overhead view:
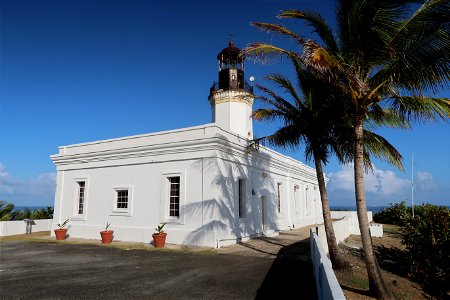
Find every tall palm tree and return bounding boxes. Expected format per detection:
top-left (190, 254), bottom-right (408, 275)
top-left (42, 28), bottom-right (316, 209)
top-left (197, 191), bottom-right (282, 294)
top-left (244, 1), bottom-right (450, 298)
top-left (248, 58), bottom-right (404, 271)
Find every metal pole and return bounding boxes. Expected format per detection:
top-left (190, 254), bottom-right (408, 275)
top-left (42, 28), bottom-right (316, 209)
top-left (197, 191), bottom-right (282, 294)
top-left (412, 154), bottom-right (414, 218)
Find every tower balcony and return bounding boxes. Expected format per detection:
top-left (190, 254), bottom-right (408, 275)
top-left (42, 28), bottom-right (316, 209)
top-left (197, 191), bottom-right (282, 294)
top-left (209, 80), bottom-right (254, 95)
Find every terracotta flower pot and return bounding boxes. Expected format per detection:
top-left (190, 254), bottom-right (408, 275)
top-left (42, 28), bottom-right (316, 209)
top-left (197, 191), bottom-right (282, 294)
top-left (100, 230), bottom-right (114, 244)
top-left (152, 232), bottom-right (167, 248)
top-left (54, 229), bottom-right (68, 240)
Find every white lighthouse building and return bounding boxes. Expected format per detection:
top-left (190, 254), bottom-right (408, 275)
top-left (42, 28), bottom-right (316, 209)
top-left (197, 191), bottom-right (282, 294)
top-left (51, 41), bottom-right (323, 247)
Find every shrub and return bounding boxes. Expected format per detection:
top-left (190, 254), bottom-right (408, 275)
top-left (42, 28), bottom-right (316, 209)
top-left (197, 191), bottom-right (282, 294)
top-left (0, 201), bottom-right (53, 220)
top-left (401, 204), bottom-right (450, 299)
top-left (373, 201), bottom-right (410, 226)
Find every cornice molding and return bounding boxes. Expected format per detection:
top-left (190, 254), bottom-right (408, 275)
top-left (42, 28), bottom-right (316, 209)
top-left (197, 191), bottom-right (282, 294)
top-left (51, 126), bottom-right (319, 182)
top-left (208, 89), bottom-right (254, 106)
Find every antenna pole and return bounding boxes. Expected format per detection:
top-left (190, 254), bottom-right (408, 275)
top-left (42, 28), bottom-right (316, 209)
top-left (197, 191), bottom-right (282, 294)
top-left (412, 154), bottom-right (414, 218)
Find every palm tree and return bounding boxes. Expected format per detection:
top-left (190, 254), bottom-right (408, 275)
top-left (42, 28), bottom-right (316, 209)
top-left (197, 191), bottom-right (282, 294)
top-left (248, 58), bottom-right (404, 271)
top-left (244, 1), bottom-right (450, 298)
top-left (0, 200), bottom-right (20, 221)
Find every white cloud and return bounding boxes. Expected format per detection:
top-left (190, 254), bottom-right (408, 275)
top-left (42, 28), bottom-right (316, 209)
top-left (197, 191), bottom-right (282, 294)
top-left (0, 163), bottom-right (56, 206)
top-left (327, 164), bottom-right (410, 196)
top-left (415, 171), bottom-right (438, 192)
top-left (0, 163), bottom-right (15, 194)
top-left (327, 165), bottom-right (449, 206)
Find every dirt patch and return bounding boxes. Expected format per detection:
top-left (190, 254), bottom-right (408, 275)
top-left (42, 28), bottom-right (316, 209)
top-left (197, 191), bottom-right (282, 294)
top-left (335, 225), bottom-right (429, 299)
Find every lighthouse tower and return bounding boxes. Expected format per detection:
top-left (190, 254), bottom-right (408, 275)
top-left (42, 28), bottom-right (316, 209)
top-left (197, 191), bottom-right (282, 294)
top-left (208, 41), bottom-right (255, 139)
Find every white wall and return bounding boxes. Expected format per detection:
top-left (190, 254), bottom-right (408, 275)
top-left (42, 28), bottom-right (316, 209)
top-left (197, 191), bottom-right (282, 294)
top-left (0, 219), bottom-right (52, 236)
top-left (51, 124), bottom-right (323, 247)
top-left (310, 229), bottom-right (346, 300)
top-left (316, 211), bottom-right (383, 254)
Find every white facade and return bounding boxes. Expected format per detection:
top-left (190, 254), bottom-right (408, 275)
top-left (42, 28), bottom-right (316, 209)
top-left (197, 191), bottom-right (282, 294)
top-left (209, 89), bottom-right (254, 139)
top-left (51, 124), bottom-right (323, 247)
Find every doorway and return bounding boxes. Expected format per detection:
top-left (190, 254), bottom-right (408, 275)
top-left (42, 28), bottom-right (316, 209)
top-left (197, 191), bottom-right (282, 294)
top-left (261, 196), bottom-right (267, 231)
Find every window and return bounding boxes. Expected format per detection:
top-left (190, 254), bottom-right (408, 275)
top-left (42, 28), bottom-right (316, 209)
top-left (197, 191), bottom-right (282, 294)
top-left (73, 178), bottom-right (88, 219)
top-left (277, 183), bottom-right (282, 213)
top-left (161, 171), bottom-right (185, 223)
top-left (305, 186), bottom-right (310, 215)
top-left (77, 181), bottom-right (85, 214)
top-left (111, 186), bottom-right (132, 216)
top-left (238, 179), bottom-right (245, 218)
top-left (168, 177), bottom-right (180, 217)
top-left (116, 190), bottom-right (128, 209)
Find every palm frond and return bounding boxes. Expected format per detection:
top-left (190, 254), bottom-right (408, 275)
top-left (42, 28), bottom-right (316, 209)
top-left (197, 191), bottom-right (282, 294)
top-left (255, 84), bottom-right (298, 116)
top-left (367, 105), bottom-right (411, 129)
top-left (265, 125), bottom-right (304, 150)
top-left (389, 96), bottom-right (450, 122)
top-left (242, 42), bottom-right (301, 64)
top-left (302, 40), bottom-right (339, 72)
top-left (370, 0), bottom-right (450, 91)
top-left (278, 9), bottom-right (340, 56)
top-left (251, 108), bottom-right (280, 122)
top-left (250, 22), bottom-right (306, 45)
top-left (266, 74), bottom-right (303, 109)
top-left (363, 130), bottom-right (404, 171)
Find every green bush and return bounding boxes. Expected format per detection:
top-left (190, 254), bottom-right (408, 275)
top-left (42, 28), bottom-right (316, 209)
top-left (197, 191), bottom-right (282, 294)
top-left (373, 201), bottom-right (411, 226)
top-left (401, 204), bottom-right (450, 299)
top-left (0, 201), bottom-right (53, 221)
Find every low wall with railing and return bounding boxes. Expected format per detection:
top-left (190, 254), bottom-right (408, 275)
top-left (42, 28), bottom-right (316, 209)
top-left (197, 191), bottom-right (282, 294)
top-left (316, 211), bottom-right (383, 254)
top-left (310, 229), bottom-right (346, 300)
top-left (0, 219), bottom-right (52, 236)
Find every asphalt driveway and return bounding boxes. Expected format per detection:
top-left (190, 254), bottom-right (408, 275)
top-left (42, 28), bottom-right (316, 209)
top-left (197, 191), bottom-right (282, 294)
top-left (0, 228), bottom-right (317, 299)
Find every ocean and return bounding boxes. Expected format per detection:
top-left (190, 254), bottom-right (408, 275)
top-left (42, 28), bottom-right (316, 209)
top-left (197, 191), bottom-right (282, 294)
top-left (13, 206), bottom-right (53, 212)
top-left (331, 206), bottom-right (388, 214)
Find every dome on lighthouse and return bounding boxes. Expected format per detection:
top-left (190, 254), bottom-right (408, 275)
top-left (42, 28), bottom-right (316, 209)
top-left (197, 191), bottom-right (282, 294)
top-left (216, 41), bottom-right (242, 62)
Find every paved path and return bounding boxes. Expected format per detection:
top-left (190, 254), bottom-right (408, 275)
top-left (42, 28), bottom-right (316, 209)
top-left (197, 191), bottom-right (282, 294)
top-left (0, 227), bottom-right (317, 299)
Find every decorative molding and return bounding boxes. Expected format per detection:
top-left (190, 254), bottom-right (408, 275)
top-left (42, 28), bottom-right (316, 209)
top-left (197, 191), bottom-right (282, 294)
top-left (51, 125), bottom-right (320, 182)
top-left (208, 90), bottom-right (254, 106)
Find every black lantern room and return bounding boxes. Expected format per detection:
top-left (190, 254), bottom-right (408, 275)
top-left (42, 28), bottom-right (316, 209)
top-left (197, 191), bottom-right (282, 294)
top-left (210, 41), bottom-right (253, 94)
top-left (217, 41), bottom-right (244, 90)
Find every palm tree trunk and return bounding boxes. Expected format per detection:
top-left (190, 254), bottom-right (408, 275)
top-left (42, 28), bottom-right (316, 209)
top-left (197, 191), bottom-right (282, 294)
top-left (313, 149), bottom-right (346, 270)
top-left (354, 117), bottom-right (393, 299)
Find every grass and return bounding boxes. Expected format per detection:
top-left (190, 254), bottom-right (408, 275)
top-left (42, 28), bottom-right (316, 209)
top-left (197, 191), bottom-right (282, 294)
top-left (0, 231), bottom-right (214, 254)
top-left (383, 224), bottom-right (401, 235)
top-left (339, 272), bottom-right (369, 290)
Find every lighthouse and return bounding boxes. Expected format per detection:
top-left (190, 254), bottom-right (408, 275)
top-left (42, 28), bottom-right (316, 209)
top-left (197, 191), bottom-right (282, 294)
top-left (208, 40), bottom-right (255, 139)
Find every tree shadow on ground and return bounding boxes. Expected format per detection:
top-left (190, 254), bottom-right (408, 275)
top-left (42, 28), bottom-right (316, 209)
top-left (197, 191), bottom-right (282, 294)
top-left (342, 243), bottom-right (409, 277)
top-left (375, 245), bottom-right (409, 277)
top-left (255, 237), bottom-right (317, 299)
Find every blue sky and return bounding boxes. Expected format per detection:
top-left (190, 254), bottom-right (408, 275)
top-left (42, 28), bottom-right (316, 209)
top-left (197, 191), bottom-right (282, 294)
top-left (1, 0), bottom-right (449, 207)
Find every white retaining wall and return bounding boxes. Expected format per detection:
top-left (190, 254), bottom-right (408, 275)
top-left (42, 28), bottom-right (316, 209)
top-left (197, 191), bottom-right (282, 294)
top-left (0, 219), bottom-right (52, 236)
top-left (310, 229), bottom-right (346, 300)
top-left (316, 211), bottom-right (383, 254)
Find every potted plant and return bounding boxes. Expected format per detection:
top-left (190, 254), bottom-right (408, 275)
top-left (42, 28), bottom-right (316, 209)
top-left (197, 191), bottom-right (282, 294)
top-left (54, 219), bottom-right (69, 240)
top-left (152, 223), bottom-right (167, 248)
top-left (100, 222), bottom-right (114, 244)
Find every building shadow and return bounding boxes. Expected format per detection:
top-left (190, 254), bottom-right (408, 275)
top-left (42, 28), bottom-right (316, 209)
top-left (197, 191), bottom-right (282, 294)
top-left (255, 237), bottom-right (317, 299)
